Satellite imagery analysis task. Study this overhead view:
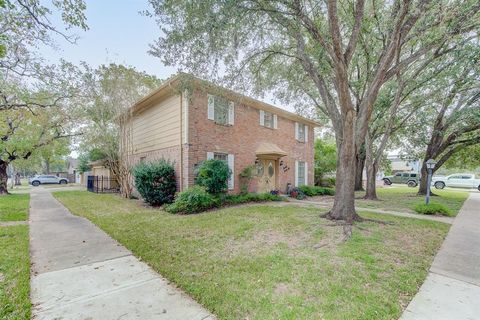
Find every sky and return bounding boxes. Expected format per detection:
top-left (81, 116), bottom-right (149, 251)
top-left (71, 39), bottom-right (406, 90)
top-left (39, 0), bottom-right (177, 80)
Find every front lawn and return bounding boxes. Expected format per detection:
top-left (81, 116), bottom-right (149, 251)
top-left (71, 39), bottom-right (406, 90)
top-left (54, 191), bottom-right (449, 320)
top-left (355, 187), bottom-right (469, 216)
top-left (0, 225), bottom-right (31, 320)
top-left (0, 194), bottom-right (29, 221)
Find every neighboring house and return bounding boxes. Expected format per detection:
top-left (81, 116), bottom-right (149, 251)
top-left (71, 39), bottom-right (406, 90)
top-left (124, 74), bottom-right (318, 194)
top-left (89, 160), bottom-right (113, 179)
top-left (88, 160), bottom-right (118, 191)
top-left (66, 157), bottom-right (80, 183)
top-left (387, 154), bottom-right (421, 173)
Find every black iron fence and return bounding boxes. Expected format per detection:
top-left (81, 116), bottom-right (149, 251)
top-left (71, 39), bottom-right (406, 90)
top-left (87, 175), bottom-right (120, 193)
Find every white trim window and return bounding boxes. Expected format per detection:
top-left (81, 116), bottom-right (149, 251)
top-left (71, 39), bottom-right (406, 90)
top-left (295, 160), bottom-right (307, 187)
top-left (207, 152), bottom-right (234, 190)
top-left (295, 122), bottom-right (308, 142)
top-left (207, 94), bottom-right (234, 126)
top-left (259, 110), bottom-right (277, 129)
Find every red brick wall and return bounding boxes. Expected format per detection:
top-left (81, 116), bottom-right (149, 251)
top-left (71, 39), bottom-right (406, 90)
top-left (186, 88), bottom-right (314, 194)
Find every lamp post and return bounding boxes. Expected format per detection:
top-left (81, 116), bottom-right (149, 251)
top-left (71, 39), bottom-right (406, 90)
top-left (425, 159), bottom-right (437, 205)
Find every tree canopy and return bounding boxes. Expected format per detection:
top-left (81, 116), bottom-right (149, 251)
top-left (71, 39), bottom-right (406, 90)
top-left (148, 0), bottom-right (480, 226)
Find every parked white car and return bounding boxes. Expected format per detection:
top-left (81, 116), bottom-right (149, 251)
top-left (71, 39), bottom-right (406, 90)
top-left (432, 174), bottom-right (480, 191)
top-left (29, 175), bottom-right (68, 186)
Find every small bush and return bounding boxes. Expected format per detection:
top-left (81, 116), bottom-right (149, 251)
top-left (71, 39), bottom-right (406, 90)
top-left (239, 165), bottom-right (255, 194)
top-left (299, 185), bottom-right (335, 196)
top-left (288, 187), bottom-right (306, 200)
top-left (165, 186), bottom-right (219, 214)
top-left (133, 160), bottom-right (176, 206)
top-left (414, 203), bottom-right (452, 216)
top-left (196, 159), bottom-right (231, 195)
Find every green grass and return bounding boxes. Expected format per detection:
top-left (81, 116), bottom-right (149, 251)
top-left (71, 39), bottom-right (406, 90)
top-left (54, 191), bottom-right (450, 320)
top-left (355, 187), bottom-right (469, 216)
top-left (0, 194), bottom-right (30, 221)
top-left (414, 203), bottom-right (452, 216)
top-left (0, 225), bottom-right (31, 320)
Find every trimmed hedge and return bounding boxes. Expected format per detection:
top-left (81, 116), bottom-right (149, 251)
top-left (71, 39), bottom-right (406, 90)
top-left (133, 160), bottom-right (176, 206)
top-left (165, 189), bottom-right (283, 214)
top-left (223, 192), bottom-right (283, 205)
top-left (298, 185), bottom-right (335, 196)
top-left (196, 159), bottom-right (231, 195)
top-left (414, 203), bottom-right (452, 216)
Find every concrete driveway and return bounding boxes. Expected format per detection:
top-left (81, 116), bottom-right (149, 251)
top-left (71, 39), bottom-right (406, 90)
top-left (29, 188), bottom-right (214, 320)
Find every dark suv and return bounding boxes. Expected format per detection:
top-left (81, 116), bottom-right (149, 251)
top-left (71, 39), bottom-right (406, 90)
top-left (382, 172), bottom-right (420, 187)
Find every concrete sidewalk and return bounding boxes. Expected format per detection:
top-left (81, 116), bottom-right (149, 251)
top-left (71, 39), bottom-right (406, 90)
top-left (286, 199), bottom-right (454, 224)
top-left (401, 192), bottom-right (480, 320)
top-left (30, 188), bottom-right (214, 320)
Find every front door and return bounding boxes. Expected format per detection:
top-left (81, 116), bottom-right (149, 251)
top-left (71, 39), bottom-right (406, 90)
top-left (257, 159), bottom-right (276, 193)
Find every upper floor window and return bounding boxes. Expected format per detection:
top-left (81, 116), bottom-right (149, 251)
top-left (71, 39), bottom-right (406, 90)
top-left (295, 122), bottom-right (308, 142)
top-left (259, 110), bottom-right (277, 129)
top-left (207, 94), bottom-right (234, 126)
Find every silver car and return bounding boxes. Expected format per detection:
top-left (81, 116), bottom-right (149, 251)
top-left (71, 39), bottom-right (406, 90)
top-left (29, 175), bottom-right (68, 186)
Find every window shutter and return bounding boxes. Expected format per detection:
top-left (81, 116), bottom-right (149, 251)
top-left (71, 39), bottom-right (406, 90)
top-left (228, 154), bottom-right (234, 190)
top-left (295, 160), bottom-right (299, 187)
top-left (295, 122), bottom-right (299, 140)
top-left (273, 114), bottom-right (278, 129)
top-left (304, 162), bottom-right (308, 185)
top-left (207, 152), bottom-right (214, 160)
top-left (207, 94), bottom-right (215, 120)
top-left (304, 125), bottom-right (308, 142)
top-left (260, 110), bottom-right (265, 126)
top-left (228, 101), bottom-right (235, 125)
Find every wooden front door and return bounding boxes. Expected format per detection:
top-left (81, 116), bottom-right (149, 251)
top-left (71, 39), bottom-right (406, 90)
top-left (257, 159), bottom-right (276, 193)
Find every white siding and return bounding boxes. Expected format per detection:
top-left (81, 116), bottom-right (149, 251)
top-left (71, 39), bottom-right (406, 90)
top-left (131, 94), bottom-right (181, 154)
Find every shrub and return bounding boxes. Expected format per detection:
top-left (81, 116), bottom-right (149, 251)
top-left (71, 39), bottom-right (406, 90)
top-left (288, 187), bottom-right (306, 200)
top-left (223, 192), bottom-right (283, 205)
top-left (165, 186), bottom-right (219, 214)
top-left (196, 159), bottom-right (231, 194)
top-left (319, 177), bottom-right (336, 187)
top-left (133, 160), bottom-right (176, 206)
top-left (414, 203), bottom-right (452, 216)
top-left (299, 185), bottom-right (335, 196)
top-left (166, 190), bottom-right (283, 214)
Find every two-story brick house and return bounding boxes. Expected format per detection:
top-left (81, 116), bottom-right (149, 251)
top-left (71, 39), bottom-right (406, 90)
top-left (125, 74), bottom-right (317, 194)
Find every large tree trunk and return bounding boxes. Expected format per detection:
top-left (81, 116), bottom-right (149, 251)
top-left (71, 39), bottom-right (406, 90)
top-left (355, 147), bottom-right (365, 191)
top-left (364, 136), bottom-right (378, 200)
top-left (418, 162), bottom-right (430, 195)
top-left (0, 161), bottom-right (9, 195)
top-left (364, 161), bottom-right (378, 200)
top-left (325, 111), bottom-right (362, 223)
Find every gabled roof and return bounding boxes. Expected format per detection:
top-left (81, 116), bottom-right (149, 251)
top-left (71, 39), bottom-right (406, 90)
top-left (129, 73), bottom-right (320, 127)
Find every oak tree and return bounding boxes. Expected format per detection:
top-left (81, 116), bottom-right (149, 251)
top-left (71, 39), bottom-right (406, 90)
top-left (148, 0), bottom-right (479, 225)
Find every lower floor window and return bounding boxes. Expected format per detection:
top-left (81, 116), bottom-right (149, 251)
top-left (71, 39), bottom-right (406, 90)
top-left (297, 161), bottom-right (306, 186)
top-left (207, 151), bottom-right (234, 190)
top-left (213, 152), bottom-right (228, 162)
